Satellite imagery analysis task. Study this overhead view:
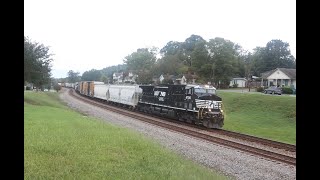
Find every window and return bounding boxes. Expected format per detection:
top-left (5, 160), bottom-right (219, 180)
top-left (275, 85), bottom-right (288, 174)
top-left (206, 89), bottom-right (216, 94)
top-left (194, 88), bottom-right (206, 93)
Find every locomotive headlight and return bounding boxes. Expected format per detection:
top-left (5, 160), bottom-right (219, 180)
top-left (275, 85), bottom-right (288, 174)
top-left (220, 109), bottom-right (223, 113)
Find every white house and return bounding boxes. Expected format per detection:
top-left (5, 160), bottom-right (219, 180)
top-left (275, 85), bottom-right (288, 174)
top-left (113, 72), bottom-right (138, 84)
top-left (229, 78), bottom-right (247, 87)
top-left (123, 72), bottom-right (137, 83)
top-left (159, 74), bottom-right (164, 83)
top-left (175, 75), bottom-right (187, 85)
top-left (113, 72), bottom-right (123, 83)
top-left (260, 68), bottom-right (296, 88)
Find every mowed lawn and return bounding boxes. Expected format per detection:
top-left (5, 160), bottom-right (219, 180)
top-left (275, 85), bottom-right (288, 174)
top-left (24, 92), bottom-right (227, 180)
top-left (218, 91), bottom-right (296, 144)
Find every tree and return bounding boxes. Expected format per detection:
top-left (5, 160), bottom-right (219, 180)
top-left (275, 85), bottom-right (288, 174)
top-left (252, 39), bottom-right (296, 75)
top-left (181, 34), bottom-right (206, 67)
top-left (67, 70), bottom-right (80, 83)
top-left (123, 48), bottom-right (157, 71)
top-left (206, 37), bottom-right (240, 87)
top-left (81, 69), bottom-right (102, 81)
top-left (123, 48), bottom-right (157, 84)
top-left (24, 36), bottom-right (54, 90)
top-left (160, 41), bottom-right (183, 56)
top-left (135, 70), bottom-right (154, 84)
top-left (100, 75), bottom-right (109, 84)
top-left (155, 54), bottom-right (184, 76)
top-left (189, 41), bottom-right (211, 81)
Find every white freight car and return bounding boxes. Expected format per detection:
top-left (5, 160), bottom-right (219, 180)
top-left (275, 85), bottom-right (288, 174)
top-left (93, 84), bottom-right (109, 100)
top-left (106, 85), bottom-right (142, 107)
top-left (88, 81), bottom-right (105, 96)
top-left (65, 83), bottom-right (75, 88)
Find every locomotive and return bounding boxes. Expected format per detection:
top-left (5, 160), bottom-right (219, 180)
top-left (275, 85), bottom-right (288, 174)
top-left (74, 81), bottom-right (224, 129)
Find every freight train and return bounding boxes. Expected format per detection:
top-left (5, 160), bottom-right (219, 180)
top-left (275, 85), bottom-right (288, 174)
top-left (73, 81), bottom-right (224, 129)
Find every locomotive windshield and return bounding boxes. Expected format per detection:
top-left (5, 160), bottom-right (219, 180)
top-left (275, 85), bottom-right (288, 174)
top-left (206, 89), bottom-right (216, 94)
top-left (186, 85), bottom-right (217, 95)
top-left (194, 88), bottom-right (206, 94)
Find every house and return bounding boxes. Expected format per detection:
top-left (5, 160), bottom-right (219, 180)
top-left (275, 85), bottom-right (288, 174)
top-left (159, 74), bottom-right (164, 83)
top-left (229, 78), bottom-right (247, 88)
top-left (175, 75), bottom-right (187, 85)
top-left (113, 72), bottom-right (123, 83)
top-left (260, 68), bottom-right (296, 88)
top-left (155, 74), bottom-right (176, 84)
top-left (123, 72), bottom-right (137, 83)
top-left (113, 72), bottom-right (138, 84)
top-left (156, 74), bottom-right (196, 85)
top-left (25, 83), bottom-right (33, 90)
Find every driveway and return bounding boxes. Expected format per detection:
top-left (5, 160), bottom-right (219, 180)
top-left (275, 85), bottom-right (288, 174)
top-left (217, 88), bottom-right (296, 97)
top-left (217, 88), bottom-right (257, 93)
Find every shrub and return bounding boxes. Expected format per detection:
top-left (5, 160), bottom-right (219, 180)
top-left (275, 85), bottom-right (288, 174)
top-left (232, 84), bottom-right (238, 88)
top-left (53, 84), bottom-right (61, 92)
top-left (256, 86), bottom-right (265, 92)
top-left (162, 79), bottom-right (174, 84)
top-left (281, 87), bottom-right (294, 94)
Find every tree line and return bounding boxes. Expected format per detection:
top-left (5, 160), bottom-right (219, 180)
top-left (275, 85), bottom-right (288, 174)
top-left (65, 34), bottom-right (295, 88)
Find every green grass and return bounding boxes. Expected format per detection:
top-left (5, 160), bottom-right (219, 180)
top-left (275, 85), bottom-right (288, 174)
top-left (24, 91), bottom-right (228, 180)
top-left (218, 91), bottom-right (296, 144)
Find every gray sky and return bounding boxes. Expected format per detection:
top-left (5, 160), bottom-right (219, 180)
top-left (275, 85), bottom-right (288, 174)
top-left (24, 0), bottom-right (296, 78)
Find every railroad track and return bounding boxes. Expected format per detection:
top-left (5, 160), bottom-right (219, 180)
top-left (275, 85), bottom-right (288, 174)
top-left (67, 88), bottom-right (296, 166)
top-left (215, 129), bottom-right (296, 152)
top-left (149, 116), bottom-right (296, 153)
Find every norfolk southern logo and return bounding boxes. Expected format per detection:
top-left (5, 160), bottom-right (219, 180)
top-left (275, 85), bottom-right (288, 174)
top-left (209, 101), bottom-right (214, 107)
top-left (154, 91), bottom-right (166, 101)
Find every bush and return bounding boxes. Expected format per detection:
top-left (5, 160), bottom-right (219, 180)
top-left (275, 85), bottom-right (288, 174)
top-left (256, 86), bottom-right (265, 92)
top-left (219, 84), bottom-right (230, 89)
top-left (232, 84), bottom-right (238, 88)
top-left (281, 87), bottom-right (294, 94)
top-left (53, 84), bottom-right (61, 92)
top-left (162, 79), bottom-right (174, 84)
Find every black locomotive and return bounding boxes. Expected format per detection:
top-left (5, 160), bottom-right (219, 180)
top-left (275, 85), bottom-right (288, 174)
top-left (137, 84), bottom-right (224, 129)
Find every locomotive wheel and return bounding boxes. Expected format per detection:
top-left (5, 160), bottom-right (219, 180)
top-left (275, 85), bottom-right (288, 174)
top-left (176, 112), bottom-right (183, 121)
top-left (186, 119), bottom-right (192, 124)
top-left (203, 120), bottom-right (219, 128)
top-left (202, 119), bottom-right (209, 128)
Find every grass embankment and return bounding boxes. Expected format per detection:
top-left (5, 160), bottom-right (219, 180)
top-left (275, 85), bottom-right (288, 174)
top-left (24, 91), bottom-right (227, 180)
top-left (218, 92), bottom-right (296, 144)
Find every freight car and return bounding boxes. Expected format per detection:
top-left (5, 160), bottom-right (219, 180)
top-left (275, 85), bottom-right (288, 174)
top-left (75, 81), bottom-right (224, 129)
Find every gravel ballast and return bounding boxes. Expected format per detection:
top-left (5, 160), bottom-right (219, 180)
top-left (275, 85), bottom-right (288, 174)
top-left (60, 89), bottom-right (296, 180)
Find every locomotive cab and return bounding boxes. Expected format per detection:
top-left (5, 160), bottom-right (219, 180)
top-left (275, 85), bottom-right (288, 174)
top-left (186, 85), bottom-right (224, 128)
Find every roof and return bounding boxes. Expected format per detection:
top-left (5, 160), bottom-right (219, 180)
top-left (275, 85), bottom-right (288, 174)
top-left (232, 77), bottom-right (247, 80)
top-left (261, 68), bottom-right (296, 79)
top-left (113, 72), bottom-right (123, 76)
top-left (278, 68), bottom-right (296, 79)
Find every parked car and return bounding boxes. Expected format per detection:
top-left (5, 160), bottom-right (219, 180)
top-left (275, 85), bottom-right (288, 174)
top-left (263, 86), bottom-right (282, 95)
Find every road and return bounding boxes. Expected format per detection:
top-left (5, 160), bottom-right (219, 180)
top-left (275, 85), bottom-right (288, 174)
top-left (217, 88), bottom-right (296, 97)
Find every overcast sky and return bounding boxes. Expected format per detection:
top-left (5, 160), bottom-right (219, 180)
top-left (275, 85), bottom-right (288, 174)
top-left (24, 0), bottom-right (296, 78)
